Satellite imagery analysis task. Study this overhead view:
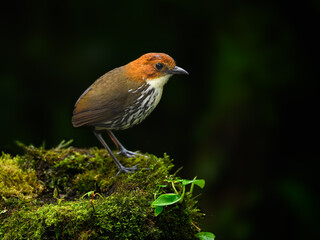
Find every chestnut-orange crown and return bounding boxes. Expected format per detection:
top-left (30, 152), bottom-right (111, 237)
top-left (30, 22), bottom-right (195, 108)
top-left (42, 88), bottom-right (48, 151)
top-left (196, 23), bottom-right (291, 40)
top-left (124, 53), bottom-right (176, 82)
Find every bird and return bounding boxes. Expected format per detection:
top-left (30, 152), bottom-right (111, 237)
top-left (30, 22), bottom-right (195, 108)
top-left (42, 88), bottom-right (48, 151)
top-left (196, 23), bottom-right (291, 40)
top-left (72, 53), bottom-right (188, 175)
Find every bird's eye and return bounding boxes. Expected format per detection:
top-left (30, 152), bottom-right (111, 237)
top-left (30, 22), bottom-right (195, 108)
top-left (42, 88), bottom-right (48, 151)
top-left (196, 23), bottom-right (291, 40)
top-left (155, 63), bottom-right (164, 70)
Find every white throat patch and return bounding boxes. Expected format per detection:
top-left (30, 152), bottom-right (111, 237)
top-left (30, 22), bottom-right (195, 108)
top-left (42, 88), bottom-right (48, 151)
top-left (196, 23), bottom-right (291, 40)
top-left (146, 75), bottom-right (172, 89)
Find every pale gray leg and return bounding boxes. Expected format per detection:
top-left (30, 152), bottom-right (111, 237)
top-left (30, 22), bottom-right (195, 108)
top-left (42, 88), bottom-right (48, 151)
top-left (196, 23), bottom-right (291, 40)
top-left (93, 130), bottom-right (138, 175)
top-left (107, 130), bottom-right (137, 158)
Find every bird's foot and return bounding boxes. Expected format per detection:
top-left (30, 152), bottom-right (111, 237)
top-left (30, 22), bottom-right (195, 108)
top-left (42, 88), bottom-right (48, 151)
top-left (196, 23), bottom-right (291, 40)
top-left (118, 149), bottom-right (139, 158)
top-left (118, 149), bottom-right (150, 159)
top-left (115, 164), bottom-right (139, 176)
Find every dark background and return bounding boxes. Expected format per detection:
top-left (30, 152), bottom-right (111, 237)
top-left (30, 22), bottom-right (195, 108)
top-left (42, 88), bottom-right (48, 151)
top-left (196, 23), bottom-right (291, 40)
top-left (1, 1), bottom-right (318, 239)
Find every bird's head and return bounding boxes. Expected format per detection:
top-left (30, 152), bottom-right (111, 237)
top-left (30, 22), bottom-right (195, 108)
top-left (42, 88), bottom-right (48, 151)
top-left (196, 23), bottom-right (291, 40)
top-left (124, 53), bottom-right (188, 86)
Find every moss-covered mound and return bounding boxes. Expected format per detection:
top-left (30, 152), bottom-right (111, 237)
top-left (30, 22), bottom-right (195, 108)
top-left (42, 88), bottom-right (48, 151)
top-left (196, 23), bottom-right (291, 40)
top-left (0, 141), bottom-right (204, 239)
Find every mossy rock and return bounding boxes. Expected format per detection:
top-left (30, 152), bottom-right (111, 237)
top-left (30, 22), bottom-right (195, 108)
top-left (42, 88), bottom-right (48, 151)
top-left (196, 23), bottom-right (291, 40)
top-left (0, 141), bottom-right (204, 239)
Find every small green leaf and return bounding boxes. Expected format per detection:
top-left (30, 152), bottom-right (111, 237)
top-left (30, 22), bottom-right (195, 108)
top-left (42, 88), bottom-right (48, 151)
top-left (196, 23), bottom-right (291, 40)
top-left (195, 232), bottom-right (215, 240)
top-left (182, 179), bottom-right (205, 188)
top-left (152, 194), bottom-right (181, 206)
top-left (81, 191), bottom-right (94, 199)
top-left (154, 206), bottom-right (163, 216)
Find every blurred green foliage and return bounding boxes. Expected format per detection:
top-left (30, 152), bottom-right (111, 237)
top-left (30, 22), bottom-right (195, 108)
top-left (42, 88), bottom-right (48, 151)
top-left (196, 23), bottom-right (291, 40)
top-left (0, 1), bottom-right (318, 239)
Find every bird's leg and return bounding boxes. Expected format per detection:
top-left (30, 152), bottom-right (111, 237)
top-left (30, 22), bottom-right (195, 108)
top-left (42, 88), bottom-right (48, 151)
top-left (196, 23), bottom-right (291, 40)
top-left (93, 130), bottom-right (138, 175)
top-left (107, 130), bottom-right (137, 158)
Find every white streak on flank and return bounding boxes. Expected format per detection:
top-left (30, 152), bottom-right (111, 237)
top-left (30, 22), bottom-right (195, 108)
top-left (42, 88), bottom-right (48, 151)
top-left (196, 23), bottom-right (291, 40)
top-left (136, 94), bottom-right (144, 101)
top-left (132, 84), bottom-right (144, 93)
top-left (132, 89), bottom-right (139, 93)
top-left (138, 84), bottom-right (144, 90)
top-left (141, 93), bottom-right (153, 106)
top-left (129, 84), bottom-right (146, 94)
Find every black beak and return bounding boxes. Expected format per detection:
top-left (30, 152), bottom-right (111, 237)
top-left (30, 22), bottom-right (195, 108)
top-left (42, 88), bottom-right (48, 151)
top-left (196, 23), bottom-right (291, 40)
top-left (168, 66), bottom-right (189, 75)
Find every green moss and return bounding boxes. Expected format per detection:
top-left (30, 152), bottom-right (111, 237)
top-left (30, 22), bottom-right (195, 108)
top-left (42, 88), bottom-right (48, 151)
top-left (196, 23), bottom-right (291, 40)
top-left (1, 201), bottom-right (93, 240)
top-left (0, 142), bottom-right (204, 239)
top-left (0, 153), bottom-right (43, 201)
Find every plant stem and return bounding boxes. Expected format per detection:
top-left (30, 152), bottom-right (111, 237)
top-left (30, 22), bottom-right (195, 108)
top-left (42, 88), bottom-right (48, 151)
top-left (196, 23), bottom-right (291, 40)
top-left (171, 181), bottom-right (179, 195)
